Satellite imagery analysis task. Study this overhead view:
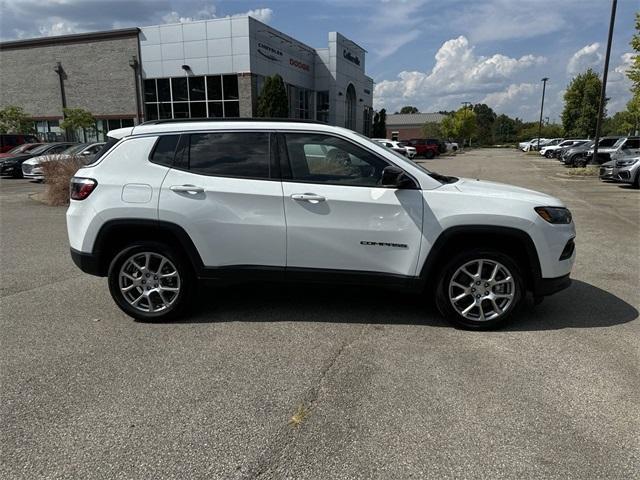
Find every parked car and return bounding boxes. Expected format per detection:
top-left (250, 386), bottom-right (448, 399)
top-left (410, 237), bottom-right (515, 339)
top-left (520, 138), bottom-right (548, 151)
top-left (540, 139), bottom-right (585, 158)
top-left (444, 141), bottom-right (459, 152)
top-left (0, 143), bottom-right (45, 159)
top-left (22, 142), bottom-right (105, 180)
top-left (584, 136), bottom-right (640, 166)
top-left (612, 154), bottom-right (640, 188)
top-left (67, 119), bottom-right (575, 329)
top-left (407, 138), bottom-right (440, 158)
top-left (0, 133), bottom-right (38, 153)
top-left (372, 138), bottom-right (408, 157)
top-left (396, 141), bottom-right (417, 159)
top-left (0, 142), bottom-right (77, 178)
top-left (598, 159), bottom-right (616, 181)
top-left (560, 140), bottom-right (592, 165)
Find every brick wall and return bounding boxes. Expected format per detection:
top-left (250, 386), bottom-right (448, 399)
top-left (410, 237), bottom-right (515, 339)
top-left (0, 36), bottom-right (139, 118)
top-left (237, 73), bottom-right (254, 117)
top-left (386, 126), bottom-right (424, 141)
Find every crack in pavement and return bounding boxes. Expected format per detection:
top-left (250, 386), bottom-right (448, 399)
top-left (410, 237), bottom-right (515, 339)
top-left (235, 325), bottom-right (369, 480)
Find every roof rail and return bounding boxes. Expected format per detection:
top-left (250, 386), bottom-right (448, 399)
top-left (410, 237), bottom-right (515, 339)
top-left (139, 117), bottom-right (326, 126)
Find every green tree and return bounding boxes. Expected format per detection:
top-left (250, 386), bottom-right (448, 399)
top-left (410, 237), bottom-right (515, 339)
top-left (256, 74), bottom-right (289, 118)
top-left (627, 13), bottom-right (640, 95)
top-left (60, 108), bottom-right (95, 142)
top-left (561, 69), bottom-right (605, 137)
top-left (472, 103), bottom-right (496, 145)
top-left (399, 106), bottom-right (419, 114)
top-left (421, 121), bottom-right (442, 138)
top-left (0, 105), bottom-right (34, 134)
top-left (492, 114), bottom-right (517, 143)
top-left (440, 108), bottom-right (477, 145)
top-left (372, 108), bottom-right (387, 138)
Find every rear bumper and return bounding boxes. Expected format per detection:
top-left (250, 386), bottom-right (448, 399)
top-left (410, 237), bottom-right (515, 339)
top-left (532, 274), bottom-right (572, 297)
top-left (70, 248), bottom-right (103, 276)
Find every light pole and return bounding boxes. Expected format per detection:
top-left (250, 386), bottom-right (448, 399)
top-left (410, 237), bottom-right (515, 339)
top-left (54, 62), bottom-right (68, 141)
top-left (589, 0), bottom-right (617, 166)
top-left (461, 101), bottom-right (472, 147)
top-left (129, 56), bottom-right (142, 124)
top-left (537, 77), bottom-right (548, 152)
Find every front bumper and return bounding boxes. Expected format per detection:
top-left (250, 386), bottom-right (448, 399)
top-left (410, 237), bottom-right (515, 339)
top-left (615, 164), bottom-right (639, 184)
top-left (533, 274), bottom-right (572, 297)
top-left (599, 166), bottom-right (615, 180)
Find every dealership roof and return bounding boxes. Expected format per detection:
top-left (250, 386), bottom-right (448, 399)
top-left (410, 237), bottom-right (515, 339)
top-left (386, 113), bottom-right (447, 126)
top-left (0, 28), bottom-right (140, 50)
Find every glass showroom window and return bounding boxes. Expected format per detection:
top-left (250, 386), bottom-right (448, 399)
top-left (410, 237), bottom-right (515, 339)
top-left (316, 91), bottom-right (329, 123)
top-left (296, 89), bottom-right (312, 119)
top-left (145, 75), bottom-right (240, 120)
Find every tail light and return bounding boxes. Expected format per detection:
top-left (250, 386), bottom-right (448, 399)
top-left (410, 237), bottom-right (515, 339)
top-left (70, 177), bottom-right (98, 200)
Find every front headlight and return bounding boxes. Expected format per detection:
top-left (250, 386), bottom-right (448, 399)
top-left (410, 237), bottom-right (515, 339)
top-left (535, 206), bottom-right (572, 224)
top-left (616, 158), bottom-right (639, 167)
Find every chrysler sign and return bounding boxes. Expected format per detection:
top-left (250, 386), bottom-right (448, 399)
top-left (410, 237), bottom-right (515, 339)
top-left (257, 42), bottom-right (282, 62)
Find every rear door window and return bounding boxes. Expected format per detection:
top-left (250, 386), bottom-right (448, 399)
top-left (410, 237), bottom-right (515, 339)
top-left (188, 132), bottom-right (271, 179)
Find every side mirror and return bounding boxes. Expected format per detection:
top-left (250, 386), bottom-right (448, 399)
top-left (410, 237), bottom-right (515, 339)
top-left (381, 166), bottom-right (416, 189)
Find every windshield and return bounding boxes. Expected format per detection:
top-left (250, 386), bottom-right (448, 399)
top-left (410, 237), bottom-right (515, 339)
top-left (356, 132), bottom-right (458, 184)
top-left (599, 137), bottom-right (618, 147)
top-left (62, 144), bottom-right (89, 155)
top-left (29, 144), bottom-right (52, 155)
top-left (612, 137), bottom-right (626, 148)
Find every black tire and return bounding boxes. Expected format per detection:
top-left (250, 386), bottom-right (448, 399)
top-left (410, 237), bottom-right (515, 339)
top-left (544, 151), bottom-right (552, 158)
top-left (435, 249), bottom-right (524, 330)
top-left (452, 146), bottom-right (458, 152)
top-left (633, 171), bottom-right (640, 189)
top-left (107, 241), bottom-right (194, 321)
top-left (425, 150), bottom-right (435, 159)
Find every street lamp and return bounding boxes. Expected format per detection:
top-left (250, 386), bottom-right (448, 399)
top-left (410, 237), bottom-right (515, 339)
top-left (590, 0), bottom-right (617, 166)
top-left (461, 101), bottom-right (472, 147)
top-left (129, 56), bottom-right (142, 124)
top-left (537, 77), bottom-right (549, 152)
top-left (54, 62), bottom-right (68, 140)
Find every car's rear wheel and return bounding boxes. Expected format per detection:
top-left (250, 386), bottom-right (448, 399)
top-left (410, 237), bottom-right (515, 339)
top-left (425, 150), bottom-right (435, 159)
top-left (435, 249), bottom-right (524, 330)
top-left (108, 242), bottom-right (193, 321)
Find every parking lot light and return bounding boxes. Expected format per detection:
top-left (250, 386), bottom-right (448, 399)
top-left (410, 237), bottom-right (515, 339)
top-left (537, 77), bottom-right (549, 152)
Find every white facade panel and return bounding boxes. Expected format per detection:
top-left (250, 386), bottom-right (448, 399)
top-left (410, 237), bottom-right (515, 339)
top-left (182, 21), bottom-right (207, 42)
top-left (183, 40), bottom-right (207, 59)
top-left (161, 42), bottom-right (184, 61)
top-left (159, 24), bottom-right (183, 43)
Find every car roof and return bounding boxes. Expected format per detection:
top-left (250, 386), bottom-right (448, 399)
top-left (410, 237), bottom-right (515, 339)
top-left (110, 119), bottom-right (361, 139)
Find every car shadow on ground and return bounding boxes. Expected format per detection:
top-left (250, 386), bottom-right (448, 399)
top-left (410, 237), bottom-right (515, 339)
top-left (175, 279), bottom-right (637, 331)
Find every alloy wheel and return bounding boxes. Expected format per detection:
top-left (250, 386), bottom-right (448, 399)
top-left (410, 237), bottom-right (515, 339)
top-left (118, 252), bottom-right (181, 313)
top-left (448, 259), bottom-right (515, 322)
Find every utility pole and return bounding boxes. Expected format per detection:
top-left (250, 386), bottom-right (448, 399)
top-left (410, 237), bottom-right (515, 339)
top-left (461, 101), bottom-right (472, 147)
top-left (589, 0), bottom-right (617, 166)
top-left (537, 77), bottom-right (549, 152)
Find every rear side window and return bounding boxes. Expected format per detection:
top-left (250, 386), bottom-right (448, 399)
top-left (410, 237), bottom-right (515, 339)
top-left (624, 138), bottom-right (640, 149)
top-left (150, 135), bottom-right (180, 167)
top-left (89, 136), bottom-right (119, 165)
top-left (188, 132), bottom-right (270, 179)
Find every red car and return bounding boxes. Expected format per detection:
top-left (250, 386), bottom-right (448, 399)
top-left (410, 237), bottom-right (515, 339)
top-left (0, 142), bottom-right (45, 158)
top-left (0, 134), bottom-right (39, 153)
top-left (406, 138), bottom-right (440, 159)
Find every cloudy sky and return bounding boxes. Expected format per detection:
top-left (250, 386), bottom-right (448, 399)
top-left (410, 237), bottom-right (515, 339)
top-left (0, 0), bottom-right (636, 121)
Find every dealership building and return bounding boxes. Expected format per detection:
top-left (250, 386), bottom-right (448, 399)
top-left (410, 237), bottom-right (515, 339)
top-left (0, 16), bottom-right (374, 140)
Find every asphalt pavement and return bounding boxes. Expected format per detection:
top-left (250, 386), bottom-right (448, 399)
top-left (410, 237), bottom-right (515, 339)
top-left (1, 149), bottom-right (638, 479)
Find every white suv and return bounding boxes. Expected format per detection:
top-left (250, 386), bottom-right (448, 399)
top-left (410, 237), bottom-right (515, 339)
top-left (67, 120), bottom-right (576, 329)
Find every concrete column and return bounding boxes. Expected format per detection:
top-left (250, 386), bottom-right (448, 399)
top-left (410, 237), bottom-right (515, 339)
top-left (238, 73), bottom-right (254, 117)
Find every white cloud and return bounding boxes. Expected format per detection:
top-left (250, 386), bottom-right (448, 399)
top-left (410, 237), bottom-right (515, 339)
top-left (162, 6), bottom-right (273, 25)
top-left (481, 83), bottom-right (537, 110)
top-left (38, 19), bottom-right (81, 36)
top-left (374, 36), bottom-right (546, 112)
top-left (239, 8), bottom-right (273, 24)
top-left (567, 43), bottom-right (602, 75)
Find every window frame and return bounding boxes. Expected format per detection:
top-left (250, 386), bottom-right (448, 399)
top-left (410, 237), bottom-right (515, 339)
top-left (277, 131), bottom-right (418, 189)
top-left (158, 130), bottom-right (279, 182)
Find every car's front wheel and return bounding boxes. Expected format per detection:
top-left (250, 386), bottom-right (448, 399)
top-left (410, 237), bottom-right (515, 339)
top-left (435, 250), bottom-right (524, 329)
top-left (107, 242), bottom-right (193, 321)
top-left (425, 150), bottom-right (435, 159)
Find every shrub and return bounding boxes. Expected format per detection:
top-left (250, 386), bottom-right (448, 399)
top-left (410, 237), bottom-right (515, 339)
top-left (41, 156), bottom-right (85, 206)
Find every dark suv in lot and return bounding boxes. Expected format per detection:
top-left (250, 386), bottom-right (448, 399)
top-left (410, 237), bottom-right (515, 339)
top-left (0, 134), bottom-right (38, 153)
top-left (407, 138), bottom-right (441, 159)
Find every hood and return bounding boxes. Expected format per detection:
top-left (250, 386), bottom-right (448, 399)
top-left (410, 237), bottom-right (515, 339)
top-left (0, 153), bottom-right (33, 163)
top-left (601, 159), bottom-right (616, 167)
top-left (453, 178), bottom-right (562, 206)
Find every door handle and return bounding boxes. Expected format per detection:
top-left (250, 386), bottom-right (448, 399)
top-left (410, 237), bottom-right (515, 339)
top-left (170, 184), bottom-right (204, 194)
top-left (291, 193), bottom-right (326, 203)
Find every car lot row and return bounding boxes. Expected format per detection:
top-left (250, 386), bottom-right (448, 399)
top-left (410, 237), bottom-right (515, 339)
top-left (522, 136), bottom-right (640, 188)
top-left (0, 141), bottom-right (105, 179)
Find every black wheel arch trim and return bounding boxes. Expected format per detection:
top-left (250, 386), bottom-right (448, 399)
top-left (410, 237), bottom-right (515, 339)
top-left (418, 225), bottom-right (547, 294)
top-left (89, 219), bottom-right (205, 276)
